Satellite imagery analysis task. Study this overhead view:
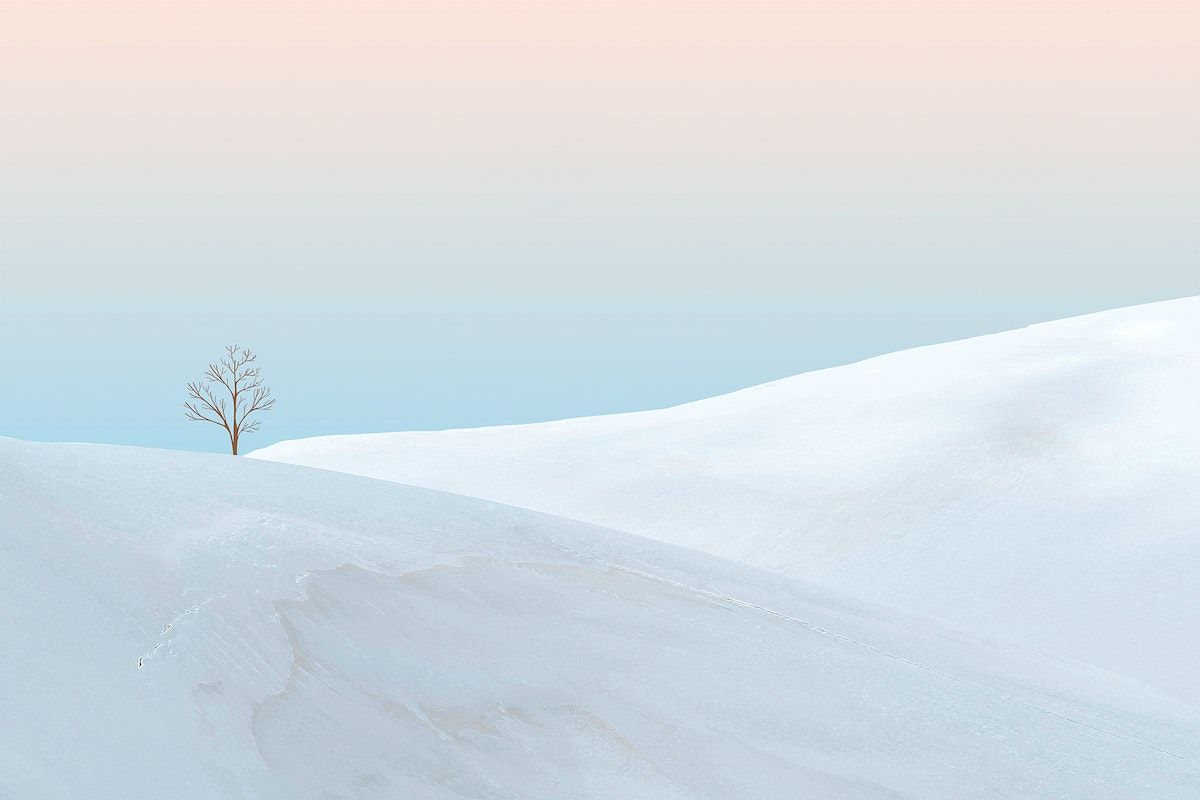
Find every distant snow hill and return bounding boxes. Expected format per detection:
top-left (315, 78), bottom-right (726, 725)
top-left (2, 439), bottom-right (1199, 798)
top-left (253, 297), bottom-right (1200, 702)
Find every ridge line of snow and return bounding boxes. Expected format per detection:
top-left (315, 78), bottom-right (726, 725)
top-left (554, 542), bottom-right (1199, 766)
top-left (251, 295), bottom-right (1198, 450)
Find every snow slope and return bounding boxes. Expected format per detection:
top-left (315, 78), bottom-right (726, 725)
top-left (252, 298), bottom-right (1200, 701)
top-left (3, 437), bottom-right (1199, 798)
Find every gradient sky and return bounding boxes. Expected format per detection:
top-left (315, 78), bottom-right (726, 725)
top-left (1, 1), bottom-right (1197, 452)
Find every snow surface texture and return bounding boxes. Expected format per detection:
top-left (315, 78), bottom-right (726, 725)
top-left (254, 298), bottom-right (1200, 704)
top-left (3, 438), bottom-right (1199, 798)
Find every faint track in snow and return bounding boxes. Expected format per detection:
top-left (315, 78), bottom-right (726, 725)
top-left (137, 595), bottom-right (225, 669)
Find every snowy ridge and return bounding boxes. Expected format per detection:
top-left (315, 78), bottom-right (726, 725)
top-left (2, 437), bottom-right (1199, 798)
top-left (253, 298), bottom-right (1200, 700)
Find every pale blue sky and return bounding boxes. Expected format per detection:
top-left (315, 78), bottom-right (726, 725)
top-left (2, 2), bottom-right (1197, 453)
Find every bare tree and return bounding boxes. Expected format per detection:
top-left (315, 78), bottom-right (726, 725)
top-left (184, 345), bottom-right (276, 455)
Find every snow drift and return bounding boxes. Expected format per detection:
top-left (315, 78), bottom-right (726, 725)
top-left (3, 438), bottom-right (1198, 798)
top-left (253, 298), bottom-right (1200, 701)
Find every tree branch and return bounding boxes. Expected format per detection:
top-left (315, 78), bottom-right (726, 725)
top-left (185, 346), bottom-right (274, 453)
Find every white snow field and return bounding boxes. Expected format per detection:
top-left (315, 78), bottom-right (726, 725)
top-left (1, 441), bottom-right (1199, 798)
top-left (253, 298), bottom-right (1200, 704)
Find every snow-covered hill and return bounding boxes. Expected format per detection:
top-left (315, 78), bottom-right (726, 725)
top-left (253, 298), bottom-right (1200, 701)
top-left (2, 437), bottom-right (1199, 798)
